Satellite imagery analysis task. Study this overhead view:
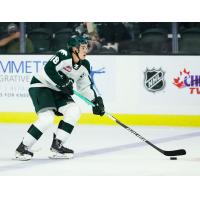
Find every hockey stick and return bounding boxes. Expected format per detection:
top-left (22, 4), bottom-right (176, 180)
top-left (73, 90), bottom-right (186, 157)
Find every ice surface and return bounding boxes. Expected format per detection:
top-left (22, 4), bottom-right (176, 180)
top-left (0, 123), bottom-right (200, 175)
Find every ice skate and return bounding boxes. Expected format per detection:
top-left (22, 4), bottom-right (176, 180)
top-left (15, 142), bottom-right (33, 161)
top-left (49, 134), bottom-right (74, 159)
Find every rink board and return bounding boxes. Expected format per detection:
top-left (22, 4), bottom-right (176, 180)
top-left (0, 112), bottom-right (200, 126)
top-left (0, 55), bottom-right (200, 126)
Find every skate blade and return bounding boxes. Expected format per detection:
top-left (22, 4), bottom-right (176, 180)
top-left (49, 152), bottom-right (74, 159)
top-left (12, 157), bottom-right (32, 161)
top-left (14, 152), bottom-right (32, 161)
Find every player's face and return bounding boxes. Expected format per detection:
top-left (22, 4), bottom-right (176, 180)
top-left (78, 44), bottom-right (88, 60)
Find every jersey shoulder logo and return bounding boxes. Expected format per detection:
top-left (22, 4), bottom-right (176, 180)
top-left (59, 49), bottom-right (68, 56)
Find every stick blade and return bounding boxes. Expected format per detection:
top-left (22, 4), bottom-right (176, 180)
top-left (163, 149), bottom-right (186, 156)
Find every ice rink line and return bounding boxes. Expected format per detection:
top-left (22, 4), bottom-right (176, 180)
top-left (0, 130), bottom-right (199, 174)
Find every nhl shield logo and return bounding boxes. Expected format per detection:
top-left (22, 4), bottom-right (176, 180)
top-left (144, 68), bottom-right (165, 92)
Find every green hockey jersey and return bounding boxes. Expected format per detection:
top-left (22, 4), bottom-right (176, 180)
top-left (30, 49), bottom-right (96, 101)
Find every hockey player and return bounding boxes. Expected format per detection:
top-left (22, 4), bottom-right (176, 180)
top-left (15, 35), bottom-right (105, 161)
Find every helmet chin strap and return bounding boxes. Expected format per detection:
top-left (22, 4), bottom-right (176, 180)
top-left (73, 46), bottom-right (81, 61)
top-left (72, 47), bottom-right (81, 70)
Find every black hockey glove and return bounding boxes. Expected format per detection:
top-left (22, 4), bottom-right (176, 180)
top-left (92, 96), bottom-right (105, 116)
top-left (57, 79), bottom-right (74, 96)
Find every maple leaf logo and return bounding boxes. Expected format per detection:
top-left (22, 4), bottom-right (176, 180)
top-left (173, 77), bottom-right (184, 88)
top-left (173, 68), bottom-right (190, 89)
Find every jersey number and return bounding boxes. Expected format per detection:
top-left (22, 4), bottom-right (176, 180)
top-left (50, 56), bottom-right (59, 64)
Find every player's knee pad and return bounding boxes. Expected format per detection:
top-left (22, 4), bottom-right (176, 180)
top-left (34, 110), bottom-right (55, 131)
top-left (58, 103), bottom-right (81, 125)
